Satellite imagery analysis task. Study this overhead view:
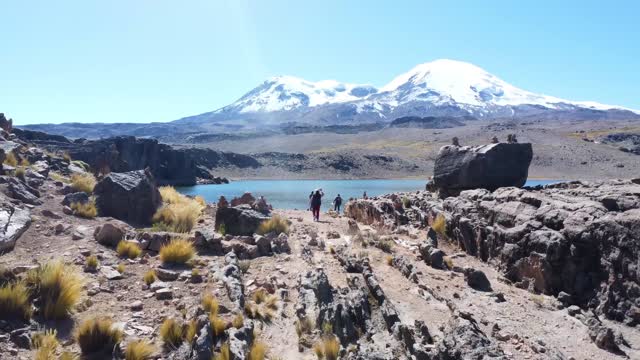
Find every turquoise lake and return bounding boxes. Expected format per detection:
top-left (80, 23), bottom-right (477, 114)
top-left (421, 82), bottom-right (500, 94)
top-left (177, 179), bottom-right (561, 211)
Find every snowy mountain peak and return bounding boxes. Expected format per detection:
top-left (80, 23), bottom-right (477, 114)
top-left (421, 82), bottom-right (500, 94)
top-left (221, 75), bottom-right (377, 113)
top-left (214, 59), bottom-right (635, 119)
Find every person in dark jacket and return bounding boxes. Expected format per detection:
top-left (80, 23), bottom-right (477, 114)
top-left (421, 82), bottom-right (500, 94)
top-left (309, 189), bottom-right (324, 221)
top-left (333, 194), bottom-right (343, 212)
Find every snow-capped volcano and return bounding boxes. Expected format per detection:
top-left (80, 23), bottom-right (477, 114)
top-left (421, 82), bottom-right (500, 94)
top-left (176, 59), bottom-right (637, 126)
top-left (217, 75), bottom-right (377, 114)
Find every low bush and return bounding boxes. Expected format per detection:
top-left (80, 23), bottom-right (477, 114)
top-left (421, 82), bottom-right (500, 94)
top-left (75, 316), bottom-right (123, 355)
top-left (71, 173), bottom-right (96, 194)
top-left (159, 238), bottom-right (195, 265)
top-left (238, 260), bottom-right (251, 274)
top-left (27, 261), bottom-right (84, 320)
top-left (402, 196), bottom-right (411, 208)
top-left (159, 317), bottom-right (183, 348)
top-left (0, 280), bottom-right (31, 320)
top-left (256, 215), bottom-right (289, 235)
top-left (116, 241), bottom-right (142, 259)
top-left (143, 270), bottom-right (156, 285)
top-left (152, 186), bottom-right (204, 233)
top-left (376, 238), bottom-right (394, 253)
top-left (33, 329), bottom-right (59, 360)
top-left (71, 200), bottom-right (97, 218)
top-left (124, 339), bottom-right (157, 360)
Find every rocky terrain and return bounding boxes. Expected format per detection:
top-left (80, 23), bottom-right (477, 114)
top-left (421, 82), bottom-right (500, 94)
top-left (0, 122), bottom-right (639, 360)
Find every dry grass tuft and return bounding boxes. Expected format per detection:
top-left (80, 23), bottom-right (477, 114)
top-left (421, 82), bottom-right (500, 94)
top-left (71, 200), bottom-right (97, 218)
top-left (295, 316), bottom-right (314, 337)
top-left (238, 260), bottom-right (251, 274)
top-left (443, 256), bottom-right (454, 270)
top-left (202, 293), bottom-right (219, 316)
top-left (248, 341), bottom-right (267, 360)
top-left (116, 241), bottom-right (142, 259)
top-left (152, 186), bottom-right (204, 233)
top-left (124, 339), bottom-right (157, 360)
top-left (49, 171), bottom-right (70, 183)
top-left (213, 342), bottom-right (230, 360)
top-left (59, 351), bottom-right (78, 360)
top-left (159, 238), bottom-right (195, 265)
top-left (432, 213), bottom-right (446, 237)
top-left (256, 215), bottom-right (289, 235)
top-left (185, 319), bottom-right (197, 344)
top-left (143, 270), bottom-right (156, 285)
top-left (210, 314), bottom-right (227, 338)
top-left (85, 255), bottom-right (99, 270)
top-left (75, 316), bottom-right (123, 355)
top-left (232, 313), bottom-right (244, 329)
top-left (117, 263), bottom-right (126, 274)
top-left (14, 166), bottom-right (26, 179)
top-left (71, 173), bottom-right (96, 194)
top-left (314, 336), bottom-right (340, 360)
top-left (27, 261), bottom-right (84, 320)
top-left (0, 280), bottom-right (32, 320)
top-left (33, 329), bottom-right (59, 360)
top-left (386, 255), bottom-right (393, 266)
top-left (4, 152), bottom-right (18, 166)
top-left (62, 152), bottom-right (72, 162)
top-left (159, 318), bottom-right (183, 348)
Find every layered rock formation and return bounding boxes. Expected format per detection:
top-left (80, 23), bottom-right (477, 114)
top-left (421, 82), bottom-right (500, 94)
top-left (346, 179), bottom-right (640, 327)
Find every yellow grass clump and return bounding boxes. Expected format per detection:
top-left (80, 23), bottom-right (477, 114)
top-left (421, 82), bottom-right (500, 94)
top-left (432, 213), bottom-right (446, 236)
top-left (159, 318), bottom-right (183, 348)
top-left (213, 342), bottom-right (230, 360)
top-left (143, 270), bottom-right (156, 285)
top-left (4, 152), bottom-right (18, 166)
top-left (33, 329), bottom-right (59, 360)
top-left (185, 319), bottom-right (197, 344)
top-left (71, 200), bottom-right (97, 218)
top-left (117, 263), bottom-right (126, 274)
top-left (59, 352), bottom-right (79, 360)
top-left (124, 339), bottom-right (157, 360)
top-left (202, 293), bottom-right (219, 315)
top-left (210, 314), bottom-right (227, 338)
top-left (314, 336), bottom-right (339, 360)
top-left (49, 171), bottom-right (70, 183)
top-left (116, 241), bottom-right (142, 259)
top-left (14, 166), bottom-right (26, 179)
top-left (232, 313), bottom-right (244, 329)
top-left (75, 316), bottom-right (123, 356)
top-left (256, 215), bottom-right (289, 235)
top-left (85, 255), bottom-right (99, 270)
top-left (71, 173), bottom-right (96, 194)
top-left (159, 238), bottom-right (195, 265)
top-left (152, 186), bottom-right (204, 233)
top-left (248, 341), bottom-right (267, 360)
top-left (0, 280), bottom-right (32, 320)
top-left (27, 261), bottom-right (84, 320)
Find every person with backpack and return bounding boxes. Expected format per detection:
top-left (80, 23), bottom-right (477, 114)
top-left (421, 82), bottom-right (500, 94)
top-left (309, 188), bottom-right (324, 221)
top-left (333, 194), bottom-right (343, 212)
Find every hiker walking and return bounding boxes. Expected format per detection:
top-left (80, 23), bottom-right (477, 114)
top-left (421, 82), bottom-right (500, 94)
top-left (333, 194), bottom-right (343, 212)
top-left (309, 188), bottom-right (324, 221)
top-left (363, 191), bottom-right (368, 199)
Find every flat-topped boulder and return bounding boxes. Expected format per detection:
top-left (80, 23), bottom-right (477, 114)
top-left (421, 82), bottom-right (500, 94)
top-left (215, 204), bottom-right (270, 236)
top-left (433, 143), bottom-right (533, 196)
top-left (94, 169), bottom-right (161, 225)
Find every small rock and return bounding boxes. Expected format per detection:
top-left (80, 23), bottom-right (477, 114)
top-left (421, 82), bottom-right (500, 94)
top-left (155, 288), bottom-right (173, 300)
top-left (155, 267), bottom-right (180, 281)
top-left (130, 301), bottom-right (144, 311)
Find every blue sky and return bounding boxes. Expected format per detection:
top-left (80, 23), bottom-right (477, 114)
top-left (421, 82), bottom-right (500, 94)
top-left (2, 0), bottom-right (638, 125)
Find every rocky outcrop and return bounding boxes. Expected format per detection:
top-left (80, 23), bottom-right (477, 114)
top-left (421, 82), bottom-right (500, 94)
top-left (433, 143), bottom-right (533, 196)
top-left (436, 312), bottom-right (507, 359)
top-left (0, 202), bottom-right (31, 253)
top-left (215, 204), bottom-right (270, 236)
top-left (94, 169), bottom-right (161, 225)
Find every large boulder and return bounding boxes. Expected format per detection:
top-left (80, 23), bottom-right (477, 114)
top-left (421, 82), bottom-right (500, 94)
top-left (0, 203), bottom-right (31, 252)
top-left (215, 205), bottom-right (270, 236)
top-left (433, 143), bottom-right (533, 195)
top-left (94, 169), bottom-right (161, 225)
